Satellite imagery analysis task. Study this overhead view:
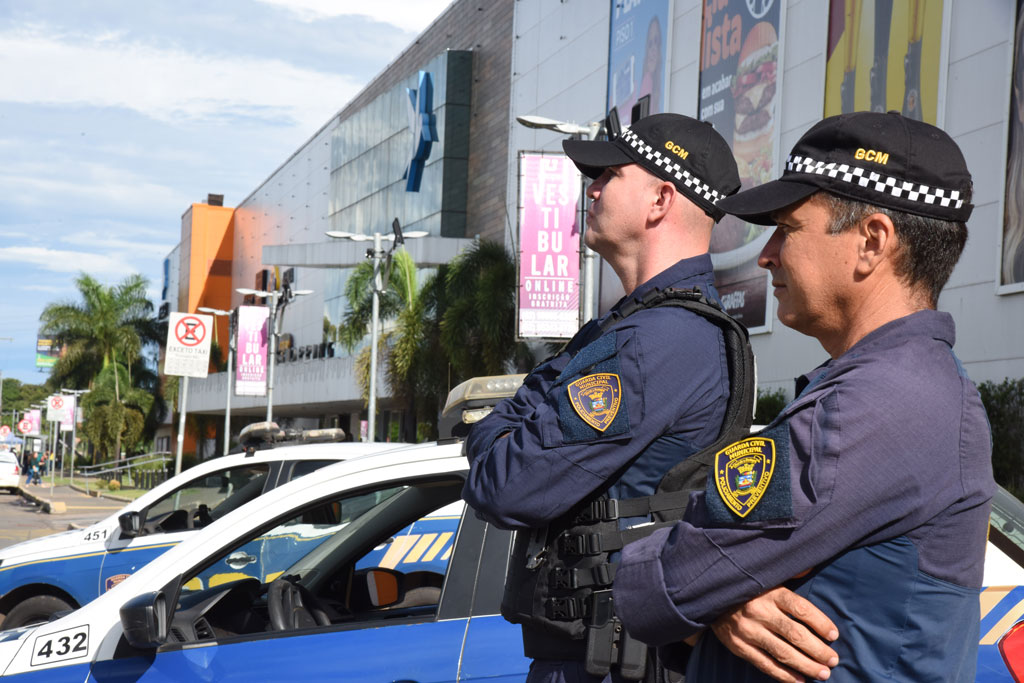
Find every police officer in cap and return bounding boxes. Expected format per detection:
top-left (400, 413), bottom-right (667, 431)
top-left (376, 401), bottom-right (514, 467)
top-left (463, 112), bottom-right (748, 682)
top-left (611, 111), bottom-right (994, 682)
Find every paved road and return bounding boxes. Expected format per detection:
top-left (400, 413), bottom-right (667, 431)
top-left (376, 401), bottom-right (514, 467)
top-left (0, 485), bottom-right (126, 551)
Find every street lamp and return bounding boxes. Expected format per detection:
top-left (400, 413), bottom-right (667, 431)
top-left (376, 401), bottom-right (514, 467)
top-left (515, 113), bottom-right (606, 324)
top-left (515, 115), bottom-right (602, 141)
top-left (60, 388), bottom-right (88, 482)
top-left (235, 285), bottom-right (312, 424)
top-left (326, 219), bottom-right (426, 442)
top-left (197, 306), bottom-right (236, 456)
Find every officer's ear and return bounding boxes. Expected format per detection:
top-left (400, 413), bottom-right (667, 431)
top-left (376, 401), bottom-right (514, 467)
top-left (648, 180), bottom-right (676, 223)
top-left (856, 212), bottom-right (896, 277)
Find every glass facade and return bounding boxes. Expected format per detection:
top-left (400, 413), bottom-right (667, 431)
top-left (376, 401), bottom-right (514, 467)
top-left (328, 50), bottom-right (471, 239)
top-left (324, 50), bottom-right (471, 344)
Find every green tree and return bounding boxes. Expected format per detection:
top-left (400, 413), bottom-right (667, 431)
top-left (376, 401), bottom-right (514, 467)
top-left (39, 273), bottom-right (165, 461)
top-left (0, 378), bottom-right (49, 428)
top-left (978, 378), bottom-right (1024, 499)
top-left (80, 364), bottom-right (154, 461)
top-left (440, 240), bottom-right (532, 381)
top-left (335, 250), bottom-right (431, 441)
top-left (334, 240), bottom-right (533, 441)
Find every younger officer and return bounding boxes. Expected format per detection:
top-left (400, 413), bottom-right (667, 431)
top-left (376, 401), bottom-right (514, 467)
top-left (462, 113), bottom-right (741, 682)
top-left (612, 111), bottom-right (994, 681)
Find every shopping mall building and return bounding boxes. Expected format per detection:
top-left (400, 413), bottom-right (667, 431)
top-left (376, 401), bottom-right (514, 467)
top-left (158, 0), bottom-right (1024, 453)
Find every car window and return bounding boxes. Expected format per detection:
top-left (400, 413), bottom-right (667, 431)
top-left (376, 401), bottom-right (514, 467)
top-left (991, 486), bottom-right (1024, 567)
top-left (164, 478), bottom-right (464, 645)
top-left (142, 464), bottom-right (271, 534)
top-left (288, 459), bottom-right (340, 481)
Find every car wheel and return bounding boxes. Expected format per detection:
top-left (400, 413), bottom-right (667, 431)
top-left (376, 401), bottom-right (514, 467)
top-left (3, 595), bottom-right (74, 628)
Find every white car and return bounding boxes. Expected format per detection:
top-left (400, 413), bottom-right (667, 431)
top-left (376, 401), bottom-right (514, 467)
top-left (0, 442), bottom-right (532, 681)
top-left (0, 454), bottom-right (20, 493)
top-left (0, 433), bottom-right (405, 628)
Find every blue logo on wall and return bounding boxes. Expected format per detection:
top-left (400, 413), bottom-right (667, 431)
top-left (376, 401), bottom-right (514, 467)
top-left (404, 71), bottom-right (438, 193)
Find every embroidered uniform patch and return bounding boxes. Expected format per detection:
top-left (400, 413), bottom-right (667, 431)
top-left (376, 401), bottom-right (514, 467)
top-left (567, 373), bottom-right (621, 431)
top-left (714, 437), bottom-right (776, 518)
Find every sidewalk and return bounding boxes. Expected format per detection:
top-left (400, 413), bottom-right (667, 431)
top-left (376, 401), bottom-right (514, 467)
top-left (17, 482), bottom-right (129, 515)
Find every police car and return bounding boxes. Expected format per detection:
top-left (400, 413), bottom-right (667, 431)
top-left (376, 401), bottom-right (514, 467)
top-left (0, 442), bottom-right (531, 681)
top-left (0, 429), bottom-right (405, 629)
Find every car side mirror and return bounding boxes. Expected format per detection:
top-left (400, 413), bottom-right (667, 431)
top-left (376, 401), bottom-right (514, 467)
top-left (119, 511), bottom-right (142, 538)
top-left (349, 568), bottom-right (405, 610)
top-left (999, 618), bottom-right (1024, 680)
top-left (119, 590), bottom-right (169, 649)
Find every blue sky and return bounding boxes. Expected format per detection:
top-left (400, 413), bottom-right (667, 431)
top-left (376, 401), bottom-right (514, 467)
top-left (0, 0), bottom-right (453, 385)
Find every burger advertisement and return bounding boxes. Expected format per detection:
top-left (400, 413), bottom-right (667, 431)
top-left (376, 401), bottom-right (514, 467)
top-left (698, 0), bottom-right (783, 331)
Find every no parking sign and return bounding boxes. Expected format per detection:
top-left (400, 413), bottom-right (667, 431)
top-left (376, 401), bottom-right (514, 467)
top-left (164, 312), bottom-right (214, 378)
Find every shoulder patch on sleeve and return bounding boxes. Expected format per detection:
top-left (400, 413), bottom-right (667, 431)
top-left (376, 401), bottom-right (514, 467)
top-left (556, 331), bottom-right (631, 443)
top-left (705, 422), bottom-right (792, 524)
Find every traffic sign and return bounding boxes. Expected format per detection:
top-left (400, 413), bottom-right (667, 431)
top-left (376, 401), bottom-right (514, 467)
top-left (17, 419), bottom-right (32, 435)
top-left (0, 425), bottom-right (10, 437)
top-left (47, 395), bottom-right (72, 422)
top-left (165, 312), bottom-right (214, 378)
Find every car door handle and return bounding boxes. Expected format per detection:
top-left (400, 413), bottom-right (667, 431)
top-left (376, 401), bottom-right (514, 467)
top-left (226, 551), bottom-right (257, 569)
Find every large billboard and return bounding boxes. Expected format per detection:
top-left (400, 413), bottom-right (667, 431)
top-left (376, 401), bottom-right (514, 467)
top-left (824, 0), bottom-right (945, 123)
top-left (35, 337), bottom-right (61, 369)
top-left (517, 153), bottom-right (582, 340)
top-left (698, 0), bottom-right (784, 331)
top-left (1002, 0), bottom-right (1024, 291)
top-left (235, 305), bottom-right (269, 396)
top-left (607, 0), bottom-right (672, 127)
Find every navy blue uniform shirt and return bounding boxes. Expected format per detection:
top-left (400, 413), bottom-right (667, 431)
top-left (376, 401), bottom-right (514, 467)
top-left (612, 310), bottom-right (994, 682)
top-left (463, 253), bottom-right (728, 531)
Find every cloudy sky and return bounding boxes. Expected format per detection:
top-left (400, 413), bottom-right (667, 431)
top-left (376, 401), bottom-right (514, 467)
top-left (0, 0), bottom-right (453, 385)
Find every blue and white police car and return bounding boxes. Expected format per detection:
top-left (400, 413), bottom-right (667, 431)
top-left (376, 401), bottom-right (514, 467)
top-left (0, 441), bottom-right (531, 681)
top-left (0, 430), bottom-right (405, 629)
top-left (0, 440), bottom-right (1021, 680)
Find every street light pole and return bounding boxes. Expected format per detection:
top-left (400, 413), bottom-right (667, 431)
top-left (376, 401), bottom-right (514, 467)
top-left (367, 232), bottom-right (386, 443)
top-left (326, 223), bottom-right (427, 442)
top-left (198, 307), bottom-right (237, 456)
top-left (60, 388), bottom-right (88, 483)
top-left (266, 289), bottom-right (281, 423)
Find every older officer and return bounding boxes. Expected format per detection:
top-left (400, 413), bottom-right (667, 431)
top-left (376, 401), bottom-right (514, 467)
top-left (612, 111), bottom-right (995, 682)
top-left (463, 113), bottom-right (744, 682)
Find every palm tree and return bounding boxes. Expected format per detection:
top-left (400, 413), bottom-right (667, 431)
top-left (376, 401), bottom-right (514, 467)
top-left (40, 273), bottom-right (163, 460)
top-left (79, 364), bottom-right (154, 462)
top-left (335, 250), bottom-right (428, 441)
top-left (440, 240), bottom-right (532, 381)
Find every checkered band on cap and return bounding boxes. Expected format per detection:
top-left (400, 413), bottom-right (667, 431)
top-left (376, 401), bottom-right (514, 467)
top-left (785, 154), bottom-right (965, 211)
top-left (620, 128), bottom-right (726, 205)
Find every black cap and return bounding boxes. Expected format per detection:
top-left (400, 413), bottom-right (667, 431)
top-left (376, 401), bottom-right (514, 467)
top-left (562, 113), bottom-right (741, 222)
top-left (717, 111), bottom-right (974, 225)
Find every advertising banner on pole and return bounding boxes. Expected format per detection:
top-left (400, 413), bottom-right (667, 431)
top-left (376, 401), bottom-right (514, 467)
top-left (606, 0), bottom-right (673, 127)
top-left (26, 409), bottom-right (41, 437)
top-left (164, 312), bottom-right (214, 378)
top-left (235, 305), bottom-right (269, 396)
top-left (516, 153), bottom-right (582, 340)
top-left (59, 396), bottom-right (77, 432)
top-left (698, 0), bottom-right (785, 331)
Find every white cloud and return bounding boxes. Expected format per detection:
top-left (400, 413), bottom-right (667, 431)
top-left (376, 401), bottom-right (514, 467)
top-left (0, 246), bottom-right (140, 276)
top-left (0, 27), bottom-right (364, 131)
top-left (0, 157), bottom-right (188, 216)
top-left (19, 284), bottom-right (68, 294)
top-left (253, 0), bottom-right (453, 33)
top-left (60, 231), bottom-right (175, 259)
